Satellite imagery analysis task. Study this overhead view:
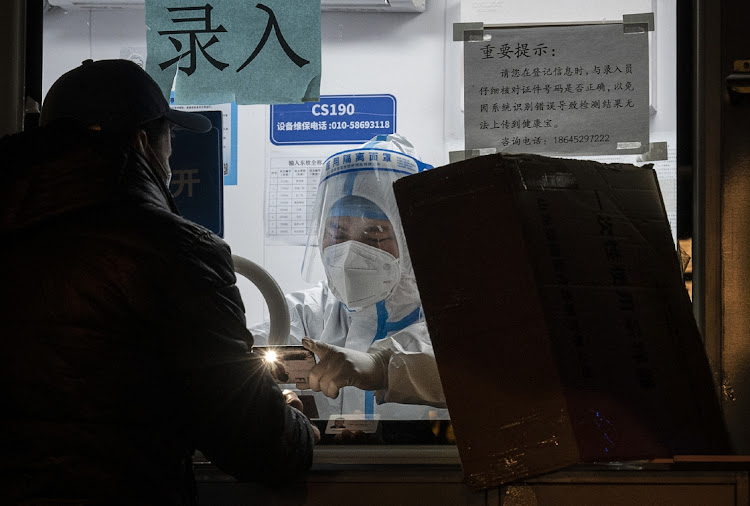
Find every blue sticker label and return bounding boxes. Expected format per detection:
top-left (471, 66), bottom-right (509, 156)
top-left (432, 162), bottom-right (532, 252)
top-left (270, 94), bottom-right (396, 145)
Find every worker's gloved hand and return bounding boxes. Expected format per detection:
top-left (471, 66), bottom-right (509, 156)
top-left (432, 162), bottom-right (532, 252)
top-left (302, 337), bottom-right (392, 399)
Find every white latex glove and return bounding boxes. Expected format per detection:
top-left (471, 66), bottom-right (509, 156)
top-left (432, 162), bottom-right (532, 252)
top-left (302, 337), bottom-right (392, 399)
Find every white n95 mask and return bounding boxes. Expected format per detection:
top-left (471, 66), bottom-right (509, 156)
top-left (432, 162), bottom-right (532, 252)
top-left (322, 240), bottom-right (401, 310)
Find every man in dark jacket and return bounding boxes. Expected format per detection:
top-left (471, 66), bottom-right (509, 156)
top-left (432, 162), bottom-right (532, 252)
top-left (0, 59), bottom-right (316, 505)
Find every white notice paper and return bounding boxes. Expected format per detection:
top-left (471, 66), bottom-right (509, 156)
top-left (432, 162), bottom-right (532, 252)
top-left (266, 156), bottom-right (325, 245)
top-left (464, 24), bottom-right (650, 156)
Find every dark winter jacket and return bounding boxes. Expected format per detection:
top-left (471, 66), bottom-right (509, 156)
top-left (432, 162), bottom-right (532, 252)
top-left (0, 124), bottom-right (314, 505)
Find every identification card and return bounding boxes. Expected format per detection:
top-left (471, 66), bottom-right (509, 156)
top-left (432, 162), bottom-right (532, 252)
top-left (254, 345), bottom-right (316, 389)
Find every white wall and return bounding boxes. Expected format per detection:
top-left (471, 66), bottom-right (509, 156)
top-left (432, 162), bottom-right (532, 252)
top-left (43, 1), bottom-right (458, 325)
top-left (42, 0), bottom-right (675, 326)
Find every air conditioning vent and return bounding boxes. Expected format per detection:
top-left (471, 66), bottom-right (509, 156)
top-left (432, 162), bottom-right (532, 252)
top-left (321, 0), bottom-right (425, 11)
top-left (47, 0), bottom-right (143, 9)
top-left (46, 0), bottom-right (425, 12)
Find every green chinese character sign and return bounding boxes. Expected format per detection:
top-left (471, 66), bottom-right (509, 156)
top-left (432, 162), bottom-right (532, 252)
top-left (146, 0), bottom-right (321, 105)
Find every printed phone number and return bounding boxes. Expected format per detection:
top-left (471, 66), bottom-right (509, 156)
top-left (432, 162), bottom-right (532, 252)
top-left (553, 134), bottom-right (610, 144)
top-left (329, 121), bottom-right (391, 130)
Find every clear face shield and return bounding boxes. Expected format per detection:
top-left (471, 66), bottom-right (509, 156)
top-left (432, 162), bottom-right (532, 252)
top-left (301, 137), bottom-right (433, 289)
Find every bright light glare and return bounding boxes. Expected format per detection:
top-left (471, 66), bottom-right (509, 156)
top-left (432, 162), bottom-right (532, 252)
top-left (265, 350), bottom-right (278, 363)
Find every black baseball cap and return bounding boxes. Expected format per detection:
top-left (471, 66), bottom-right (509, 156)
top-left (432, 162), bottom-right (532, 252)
top-left (40, 59), bottom-right (211, 133)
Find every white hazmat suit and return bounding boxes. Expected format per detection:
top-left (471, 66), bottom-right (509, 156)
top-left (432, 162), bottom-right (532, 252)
top-left (250, 135), bottom-right (448, 421)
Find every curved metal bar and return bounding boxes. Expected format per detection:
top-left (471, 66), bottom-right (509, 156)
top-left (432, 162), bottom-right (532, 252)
top-left (232, 254), bottom-right (290, 346)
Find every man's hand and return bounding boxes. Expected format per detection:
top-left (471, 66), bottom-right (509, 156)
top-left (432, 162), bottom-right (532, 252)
top-left (301, 337), bottom-right (392, 399)
top-left (283, 389), bottom-right (320, 443)
top-left (282, 389), bottom-right (304, 411)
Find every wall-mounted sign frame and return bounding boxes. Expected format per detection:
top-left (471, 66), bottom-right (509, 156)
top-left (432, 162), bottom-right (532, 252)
top-left (462, 22), bottom-right (651, 156)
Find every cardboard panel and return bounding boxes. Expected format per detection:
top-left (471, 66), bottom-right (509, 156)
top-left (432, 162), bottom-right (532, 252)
top-left (394, 153), bottom-right (730, 489)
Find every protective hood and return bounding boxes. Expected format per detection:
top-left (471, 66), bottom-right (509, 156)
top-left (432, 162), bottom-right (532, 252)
top-left (302, 134), bottom-right (432, 314)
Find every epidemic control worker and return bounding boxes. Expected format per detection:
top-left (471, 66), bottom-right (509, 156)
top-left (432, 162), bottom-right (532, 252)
top-left (250, 134), bottom-right (449, 420)
top-left (0, 59), bottom-right (316, 505)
